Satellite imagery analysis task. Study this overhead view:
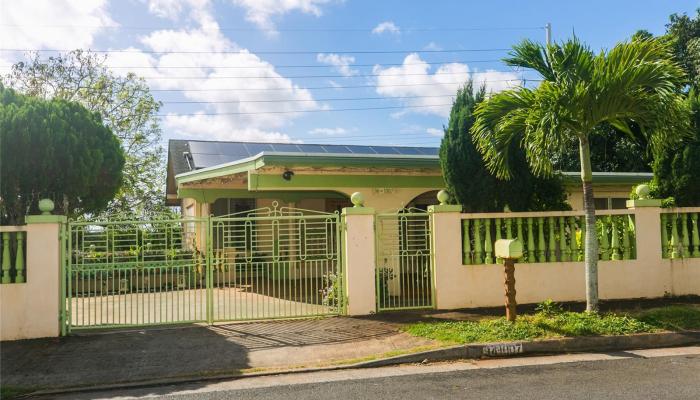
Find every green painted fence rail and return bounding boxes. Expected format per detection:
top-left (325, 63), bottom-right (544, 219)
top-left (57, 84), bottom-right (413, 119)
top-left (660, 208), bottom-right (700, 259)
top-left (0, 226), bottom-right (27, 284)
top-left (460, 210), bottom-right (636, 265)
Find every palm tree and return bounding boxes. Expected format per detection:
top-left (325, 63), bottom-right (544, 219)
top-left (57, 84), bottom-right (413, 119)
top-left (471, 37), bottom-right (690, 311)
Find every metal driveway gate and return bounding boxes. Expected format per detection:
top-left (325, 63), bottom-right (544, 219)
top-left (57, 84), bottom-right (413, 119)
top-left (375, 209), bottom-right (434, 311)
top-left (63, 204), bottom-right (342, 332)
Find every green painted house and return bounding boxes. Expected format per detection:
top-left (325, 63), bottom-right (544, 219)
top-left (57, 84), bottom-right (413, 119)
top-left (166, 139), bottom-right (651, 217)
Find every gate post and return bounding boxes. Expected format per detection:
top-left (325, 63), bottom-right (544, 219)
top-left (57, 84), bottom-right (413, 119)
top-left (342, 193), bottom-right (377, 315)
top-left (428, 190), bottom-right (462, 310)
top-left (1, 199), bottom-right (65, 340)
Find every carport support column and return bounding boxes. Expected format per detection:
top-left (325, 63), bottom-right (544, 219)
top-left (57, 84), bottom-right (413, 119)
top-left (342, 194), bottom-right (377, 315)
top-left (428, 191), bottom-right (462, 310)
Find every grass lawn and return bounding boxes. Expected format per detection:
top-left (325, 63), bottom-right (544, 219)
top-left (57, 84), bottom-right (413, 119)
top-left (404, 302), bottom-right (700, 344)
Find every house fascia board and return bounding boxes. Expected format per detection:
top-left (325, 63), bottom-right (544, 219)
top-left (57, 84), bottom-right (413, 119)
top-left (175, 151), bottom-right (440, 186)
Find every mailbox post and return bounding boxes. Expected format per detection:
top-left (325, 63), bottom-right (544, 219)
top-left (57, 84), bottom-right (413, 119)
top-left (495, 239), bottom-right (523, 322)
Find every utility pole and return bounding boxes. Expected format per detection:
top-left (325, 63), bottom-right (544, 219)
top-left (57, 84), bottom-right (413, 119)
top-left (545, 22), bottom-right (552, 46)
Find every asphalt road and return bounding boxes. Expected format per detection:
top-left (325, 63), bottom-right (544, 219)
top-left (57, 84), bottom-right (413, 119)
top-left (50, 347), bottom-right (700, 400)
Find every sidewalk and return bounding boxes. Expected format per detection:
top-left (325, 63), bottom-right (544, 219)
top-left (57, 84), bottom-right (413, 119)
top-left (1, 317), bottom-right (437, 391)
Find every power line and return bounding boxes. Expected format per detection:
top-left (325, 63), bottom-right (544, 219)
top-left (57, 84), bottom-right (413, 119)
top-left (0, 24), bottom-right (544, 33)
top-left (121, 70), bottom-right (526, 80)
top-left (161, 94), bottom-right (457, 104)
top-left (0, 59), bottom-right (505, 70)
top-left (157, 103), bottom-right (454, 116)
top-left (0, 48), bottom-right (511, 55)
top-left (147, 79), bottom-right (537, 92)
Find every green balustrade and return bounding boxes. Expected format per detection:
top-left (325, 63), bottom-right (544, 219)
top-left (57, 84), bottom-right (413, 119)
top-left (506, 218), bottom-right (513, 239)
top-left (527, 217), bottom-right (536, 263)
top-left (681, 214), bottom-right (690, 258)
top-left (462, 219), bottom-right (472, 265)
top-left (622, 216), bottom-right (631, 260)
top-left (15, 232), bottom-right (25, 283)
top-left (568, 217), bottom-right (579, 261)
top-left (611, 216), bottom-right (621, 260)
top-left (473, 219), bottom-right (483, 264)
top-left (494, 218), bottom-right (502, 263)
top-left (660, 214), bottom-right (669, 258)
top-left (515, 218), bottom-right (524, 262)
top-left (692, 213), bottom-right (700, 257)
top-left (600, 217), bottom-right (611, 261)
top-left (484, 218), bottom-right (493, 264)
top-left (1, 232), bottom-right (10, 284)
top-left (559, 217), bottom-right (569, 262)
top-left (547, 217), bottom-right (556, 262)
top-left (537, 217), bottom-right (546, 262)
top-left (670, 215), bottom-right (681, 259)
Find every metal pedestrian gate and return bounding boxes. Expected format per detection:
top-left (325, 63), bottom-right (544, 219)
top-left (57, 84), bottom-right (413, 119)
top-left (375, 209), bottom-right (434, 311)
top-left (62, 203), bottom-right (342, 332)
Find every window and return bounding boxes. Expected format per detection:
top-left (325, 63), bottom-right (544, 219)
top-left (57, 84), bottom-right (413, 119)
top-left (594, 197), bottom-right (628, 210)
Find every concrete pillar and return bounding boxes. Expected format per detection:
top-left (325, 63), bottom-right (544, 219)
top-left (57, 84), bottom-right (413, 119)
top-left (626, 188), bottom-right (663, 262)
top-left (342, 194), bottom-right (377, 315)
top-left (428, 201), bottom-right (462, 310)
top-left (1, 212), bottom-right (65, 340)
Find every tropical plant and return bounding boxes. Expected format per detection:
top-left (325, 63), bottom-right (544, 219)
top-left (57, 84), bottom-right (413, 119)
top-left (0, 86), bottom-right (124, 224)
top-left (652, 89), bottom-right (700, 206)
top-left (3, 50), bottom-right (167, 218)
top-left (439, 80), bottom-right (569, 212)
top-left (471, 37), bottom-right (691, 311)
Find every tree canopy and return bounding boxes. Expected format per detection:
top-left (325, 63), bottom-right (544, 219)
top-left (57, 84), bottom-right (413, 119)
top-left (644, 9), bottom-right (700, 205)
top-left (471, 37), bottom-right (690, 311)
top-left (0, 86), bottom-right (124, 224)
top-left (439, 81), bottom-right (568, 212)
top-left (4, 50), bottom-right (166, 218)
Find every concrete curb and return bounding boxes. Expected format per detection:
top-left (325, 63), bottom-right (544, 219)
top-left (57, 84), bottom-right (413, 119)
top-left (356, 331), bottom-right (700, 367)
top-left (21, 331), bottom-right (700, 399)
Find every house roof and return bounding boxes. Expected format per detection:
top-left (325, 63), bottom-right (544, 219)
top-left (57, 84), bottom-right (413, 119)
top-left (166, 139), bottom-right (653, 200)
top-left (168, 139), bottom-right (440, 177)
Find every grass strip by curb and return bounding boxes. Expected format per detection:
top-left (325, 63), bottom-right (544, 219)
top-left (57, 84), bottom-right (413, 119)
top-left (404, 304), bottom-right (700, 344)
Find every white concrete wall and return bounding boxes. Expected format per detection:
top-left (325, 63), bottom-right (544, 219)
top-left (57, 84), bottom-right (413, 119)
top-left (1, 220), bottom-right (62, 340)
top-left (430, 206), bottom-right (700, 310)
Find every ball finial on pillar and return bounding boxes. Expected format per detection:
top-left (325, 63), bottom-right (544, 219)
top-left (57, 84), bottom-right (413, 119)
top-left (635, 184), bottom-right (651, 200)
top-left (350, 192), bottom-right (365, 208)
top-left (436, 190), bottom-right (450, 205)
top-left (38, 198), bottom-right (55, 215)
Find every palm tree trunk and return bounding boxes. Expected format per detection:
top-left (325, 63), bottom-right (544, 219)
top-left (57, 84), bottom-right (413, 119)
top-left (579, 137), bottom-right (599, 312)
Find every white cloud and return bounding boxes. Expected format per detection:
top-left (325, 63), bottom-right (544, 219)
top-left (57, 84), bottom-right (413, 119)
top-left (105, 2), bottom-right (320, 142)
top-left (372, 21), bottom-right (400, 35)
top-left (373, 53), bottom-right (521, 117)
top-left (231, 0), bottom-right (331, 33)
top-left (316, 53), bottom-right (357, 77)
top-left (0, 0), bottom-right (115, 49)
top-left (426, 127), bottom-right (443, 137)
top-left (424, 42), bottom-right (442, 51)
top-left (308, 127), bottom-right (354, 136)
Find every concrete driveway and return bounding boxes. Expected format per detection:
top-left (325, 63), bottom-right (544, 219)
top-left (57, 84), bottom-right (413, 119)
top-left (0, 317), bottom-right (436, 391)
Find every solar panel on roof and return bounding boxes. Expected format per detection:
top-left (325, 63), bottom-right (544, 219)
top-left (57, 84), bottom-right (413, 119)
top-left (270, 143), bottom-right (301, 152)
top-left (346, 145), bottom-right (377, 154)
top-left (321, 145), bottom-right (352, 154)
top-left (370, 146), bottom-right (401, 155)
top-left (244, 143), bottom-right (274, 155)
top-left (215, 142), bottom-right (251, 159)
top-left (190, 153), bottom-right (225, 169)
top-left (188, 141), bottom-right (221, 154)
top-left (394, 147), bottom-right (422, 155)
top-left (297, 144), bottom-right (327, 153)
top-left (416, 147), bottom-right (440, 155)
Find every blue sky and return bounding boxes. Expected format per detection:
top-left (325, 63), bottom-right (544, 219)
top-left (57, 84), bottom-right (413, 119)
top-left (1, 0), bottom-right (698, 147)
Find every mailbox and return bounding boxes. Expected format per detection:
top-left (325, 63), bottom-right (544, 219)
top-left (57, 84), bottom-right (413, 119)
top-left (495, 239), bottom-right (523, 260)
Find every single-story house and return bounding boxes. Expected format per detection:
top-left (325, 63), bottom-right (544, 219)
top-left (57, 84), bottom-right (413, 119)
top-left (166, 139), bottom-right (652, 217)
